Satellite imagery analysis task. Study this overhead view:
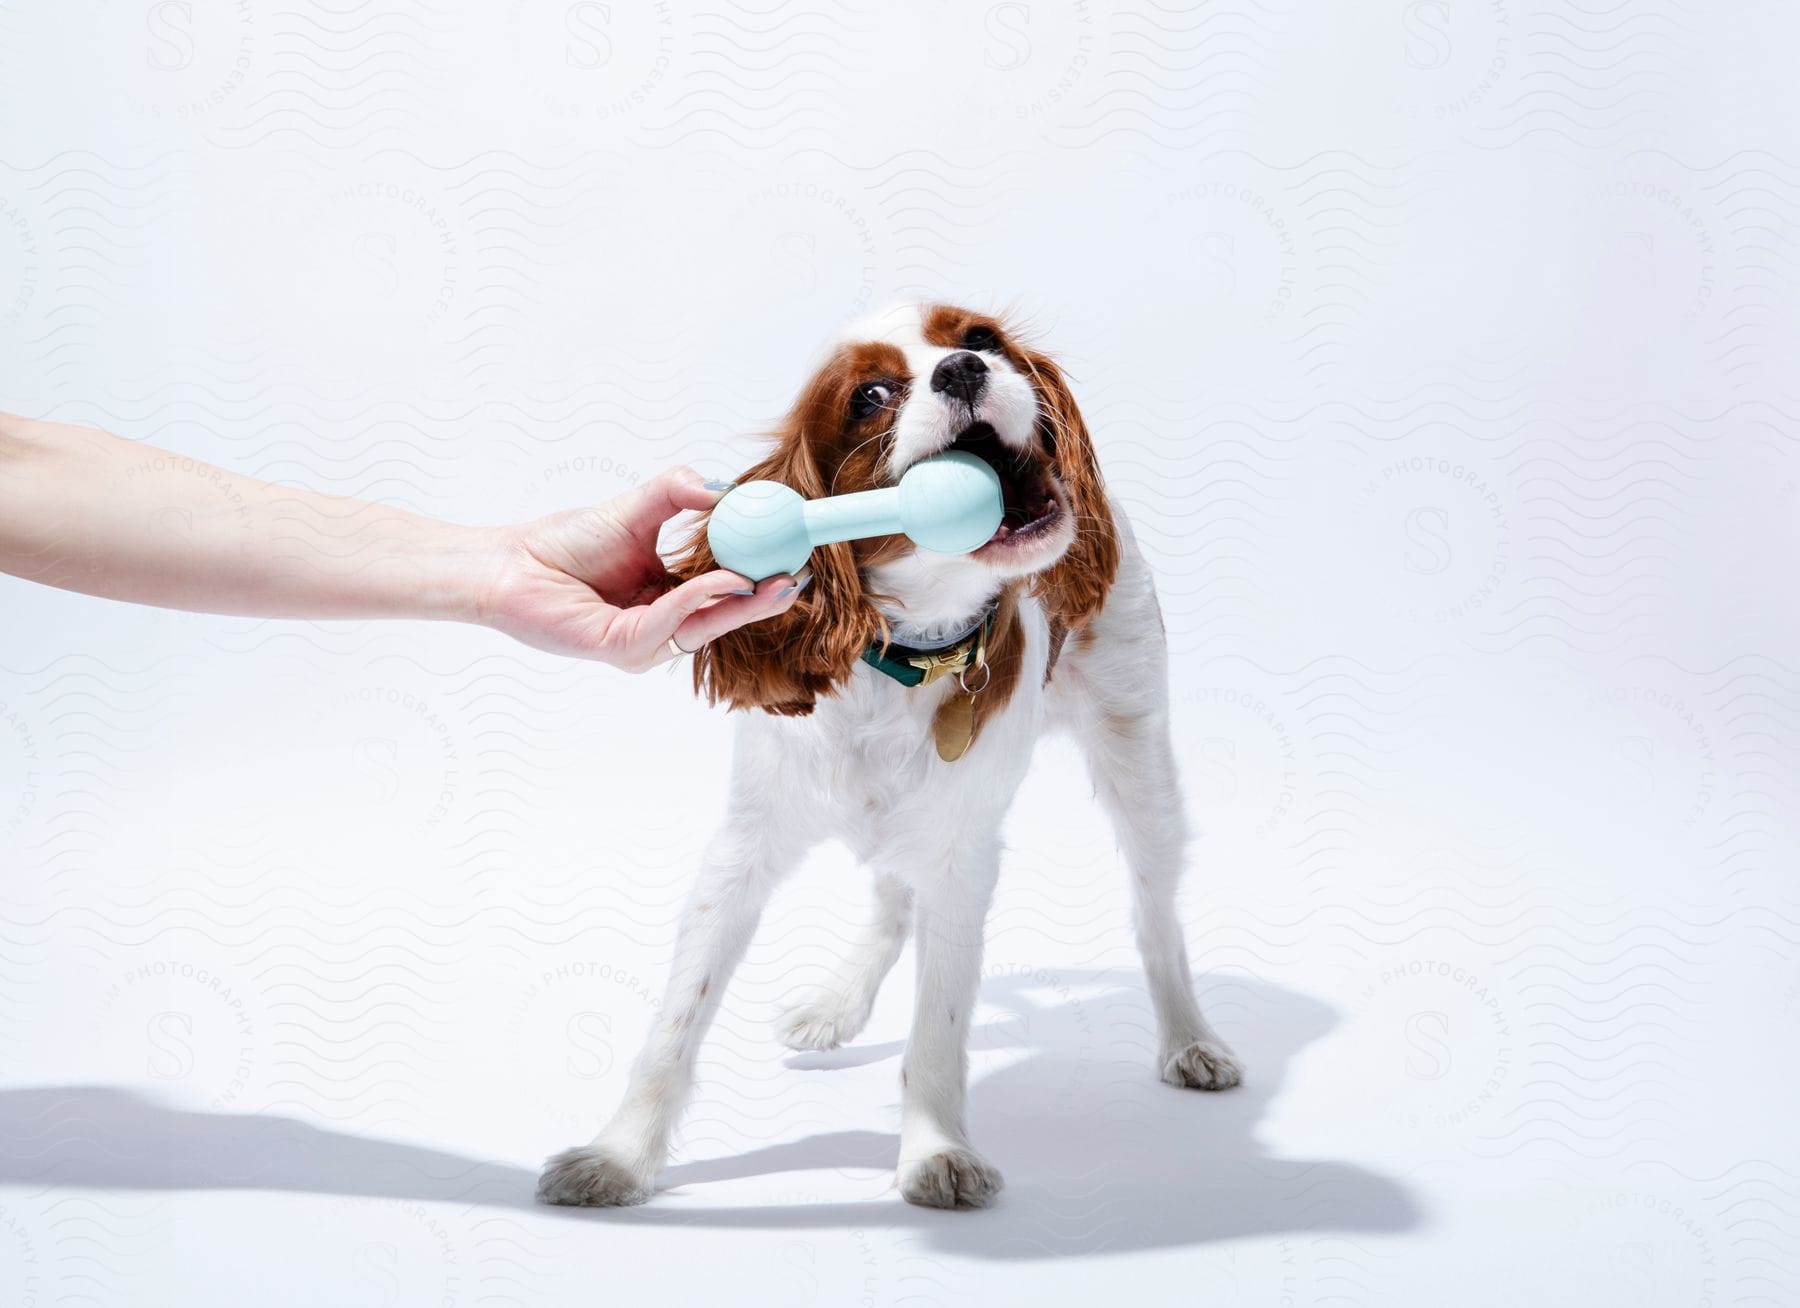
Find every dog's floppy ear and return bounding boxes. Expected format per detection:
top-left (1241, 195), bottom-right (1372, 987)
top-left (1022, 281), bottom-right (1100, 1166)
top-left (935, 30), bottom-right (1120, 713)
top-left (670, 397), bottom-right (880, 716)
top-left (1017, 346), bottom-right (1120, 631)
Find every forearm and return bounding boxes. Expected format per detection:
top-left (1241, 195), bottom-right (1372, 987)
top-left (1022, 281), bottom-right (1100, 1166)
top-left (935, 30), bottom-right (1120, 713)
top-left (0, 412), bottom-right (496, 622)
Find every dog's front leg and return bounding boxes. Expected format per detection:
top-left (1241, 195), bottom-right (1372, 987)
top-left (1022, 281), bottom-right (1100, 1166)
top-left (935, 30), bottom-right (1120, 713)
top-left (536, 811), bottom-right (802, 1207)
top-left (775, 871), bottom-right (912, 1051)
top-left (893, 840), bottom-right (1004, 1210)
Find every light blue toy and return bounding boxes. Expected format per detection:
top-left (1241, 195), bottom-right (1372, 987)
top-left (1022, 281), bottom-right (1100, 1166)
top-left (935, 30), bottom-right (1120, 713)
top-left (707, 450), bottom-right (1004, 582)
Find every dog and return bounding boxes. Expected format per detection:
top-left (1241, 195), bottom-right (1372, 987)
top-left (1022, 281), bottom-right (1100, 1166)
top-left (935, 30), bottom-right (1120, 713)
top-left (536, 302), bottom-right (1242, 1210)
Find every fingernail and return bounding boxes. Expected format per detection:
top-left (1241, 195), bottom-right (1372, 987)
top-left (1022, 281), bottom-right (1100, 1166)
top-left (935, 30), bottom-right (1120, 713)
top-left (703, 479), bottom-right (737, 492)
top-left (782, 573), bottom-right (813, 599)
top-left (728, 587), bottom-right (755, 596)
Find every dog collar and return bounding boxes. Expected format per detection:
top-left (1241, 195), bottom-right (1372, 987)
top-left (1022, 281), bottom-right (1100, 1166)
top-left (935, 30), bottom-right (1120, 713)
top-left (860, 605), bottom-right (997, 688)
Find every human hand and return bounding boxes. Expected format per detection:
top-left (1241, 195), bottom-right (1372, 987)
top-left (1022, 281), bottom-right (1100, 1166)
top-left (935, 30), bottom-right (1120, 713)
top-left (475, 466), bottom-right (806, 671)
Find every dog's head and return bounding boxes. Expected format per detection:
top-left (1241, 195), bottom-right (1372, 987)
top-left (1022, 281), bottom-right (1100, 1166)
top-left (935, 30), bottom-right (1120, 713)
top-left (675, 302), bottom-right (1119, 715)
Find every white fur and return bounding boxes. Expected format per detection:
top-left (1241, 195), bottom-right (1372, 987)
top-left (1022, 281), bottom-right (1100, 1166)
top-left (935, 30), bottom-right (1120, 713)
top-left (537, 307), bottom-right (1241, 1212)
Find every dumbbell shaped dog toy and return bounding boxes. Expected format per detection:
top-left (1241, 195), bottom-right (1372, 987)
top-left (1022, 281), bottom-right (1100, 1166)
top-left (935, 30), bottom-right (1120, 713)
top-left (706, 451), bottom-right (1004, 582)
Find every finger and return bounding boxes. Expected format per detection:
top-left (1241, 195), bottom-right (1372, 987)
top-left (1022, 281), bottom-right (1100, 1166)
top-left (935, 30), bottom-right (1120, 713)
top-left (666, 569), bottom-right (807, 654)
top-left (640, 568), bottom-right (779, 655)
top-left (617, 465), bottom-right (728, 539)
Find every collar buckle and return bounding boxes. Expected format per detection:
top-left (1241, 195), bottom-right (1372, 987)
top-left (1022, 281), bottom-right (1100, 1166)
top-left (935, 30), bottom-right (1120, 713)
top-left (907, 645), bottom-right (973, 686)
top-left (860, 603), bottom-right (999, 690)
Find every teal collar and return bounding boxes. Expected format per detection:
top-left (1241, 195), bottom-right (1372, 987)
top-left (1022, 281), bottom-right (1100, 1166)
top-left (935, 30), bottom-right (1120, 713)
top-left (860, 606), bottom-right (997, 688)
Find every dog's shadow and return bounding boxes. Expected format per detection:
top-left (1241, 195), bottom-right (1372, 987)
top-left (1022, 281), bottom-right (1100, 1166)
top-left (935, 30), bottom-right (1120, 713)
top-left (649, 969), bottom-right (1420, 1256)
top-left (0, 971), bottom-right (1418, 1258)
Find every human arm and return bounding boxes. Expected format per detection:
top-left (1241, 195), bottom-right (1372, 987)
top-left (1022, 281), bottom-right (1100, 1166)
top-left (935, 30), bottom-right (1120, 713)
top-left (0, 411), bottom-right (798, 669)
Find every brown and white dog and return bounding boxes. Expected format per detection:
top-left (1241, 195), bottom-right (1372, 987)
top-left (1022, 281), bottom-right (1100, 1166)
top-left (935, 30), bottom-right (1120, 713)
top-left (537, 302), bottom-right (1242, 1210)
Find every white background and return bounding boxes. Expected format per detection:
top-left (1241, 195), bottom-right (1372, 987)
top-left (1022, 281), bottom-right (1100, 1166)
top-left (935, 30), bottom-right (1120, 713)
top-left (3, 2), bottom-right (1799, 1304)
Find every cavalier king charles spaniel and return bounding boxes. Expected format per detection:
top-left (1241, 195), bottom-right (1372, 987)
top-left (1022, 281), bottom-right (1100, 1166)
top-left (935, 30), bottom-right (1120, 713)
top-left (537, 302), bottom-right (1241, 1210)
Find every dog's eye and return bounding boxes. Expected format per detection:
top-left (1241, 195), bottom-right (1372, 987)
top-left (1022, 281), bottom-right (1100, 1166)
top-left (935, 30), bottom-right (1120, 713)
top-left (962, 325), bottom-right (1001, 352)
top-left (850, 381), bottom-right (893, 420)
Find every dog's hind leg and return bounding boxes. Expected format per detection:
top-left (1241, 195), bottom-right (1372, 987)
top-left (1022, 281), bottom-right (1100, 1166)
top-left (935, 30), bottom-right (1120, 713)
top-left (774, 871), bottom-right (912, 1051)
top-left (536, 810), bottom-right (807, 1207)
top-left (1057, 560), bottom-right (1245, 1093)
top-left (1076, 696), bottom-right (1243, 1090)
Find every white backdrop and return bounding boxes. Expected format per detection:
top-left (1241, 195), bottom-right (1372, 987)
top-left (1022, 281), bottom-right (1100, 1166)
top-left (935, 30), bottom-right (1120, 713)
top-left (3, 3), bottom-right (1799, 1304)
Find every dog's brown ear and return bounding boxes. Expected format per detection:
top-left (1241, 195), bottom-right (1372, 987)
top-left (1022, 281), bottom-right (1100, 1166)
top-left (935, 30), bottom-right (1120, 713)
top-left (1017, 346), bottom-right (1120, 631)
top-left (670, 404), bottom-right (879, 716)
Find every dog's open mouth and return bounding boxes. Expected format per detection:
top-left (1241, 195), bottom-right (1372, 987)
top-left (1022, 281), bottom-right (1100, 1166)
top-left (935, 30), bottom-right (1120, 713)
top-left (946, 422), bottom-right (1062, 551)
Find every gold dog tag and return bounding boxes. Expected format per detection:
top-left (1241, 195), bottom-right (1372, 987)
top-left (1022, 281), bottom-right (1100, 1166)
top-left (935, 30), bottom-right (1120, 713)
top-left (931, 624), bottom-right (989, 762)
top-left (933, 689), bottom-right (977, 762)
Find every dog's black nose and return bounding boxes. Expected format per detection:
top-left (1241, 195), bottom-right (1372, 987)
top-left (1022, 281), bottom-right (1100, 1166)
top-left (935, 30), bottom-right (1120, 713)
top-left (930, 351), bottom-right (988, 406)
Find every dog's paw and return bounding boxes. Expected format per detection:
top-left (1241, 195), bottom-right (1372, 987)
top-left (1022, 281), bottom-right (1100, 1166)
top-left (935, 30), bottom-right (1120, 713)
top-left (1162, 1039), bottom-right (1245, 1091)
top-left (899, 1147), bottom-right (1004, 1210)
top-left (536, 1145), bottom-right (653, 1208)
top-left (774, 998), bottom-right (865, 1052)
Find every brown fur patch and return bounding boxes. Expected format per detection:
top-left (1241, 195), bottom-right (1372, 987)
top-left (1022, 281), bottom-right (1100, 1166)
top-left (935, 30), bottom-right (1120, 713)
top-left (922, 304), bottom-right (1005, 350)
top-left (1012, 346), bottom-right (1120, 633)
top-left (925, 304), bottom-right (1121, 633)
top-left (1044, 614), bottom-right (1070, 684)
top-left (669, 341), bottom-right (910, 714)
top-left (1101, 707), bottom-right (1144, 739)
